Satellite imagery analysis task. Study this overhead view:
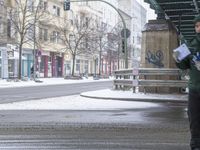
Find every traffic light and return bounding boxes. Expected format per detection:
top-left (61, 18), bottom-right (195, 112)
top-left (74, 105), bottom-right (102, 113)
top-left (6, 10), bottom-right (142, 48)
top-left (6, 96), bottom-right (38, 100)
top-left (122, 39), bottom-right (125, 53)
top-left (64, 0), bottom-right (70, 11)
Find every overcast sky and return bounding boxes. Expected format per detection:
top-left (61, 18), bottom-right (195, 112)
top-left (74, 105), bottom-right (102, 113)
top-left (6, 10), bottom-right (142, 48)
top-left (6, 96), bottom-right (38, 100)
top-left (136, 0), bottom-right (157, 21)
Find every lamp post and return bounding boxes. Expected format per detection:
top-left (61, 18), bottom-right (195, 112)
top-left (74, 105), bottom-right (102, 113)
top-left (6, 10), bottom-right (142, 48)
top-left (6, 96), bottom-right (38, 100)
top-left (66, 0), bottom-right (128, 68)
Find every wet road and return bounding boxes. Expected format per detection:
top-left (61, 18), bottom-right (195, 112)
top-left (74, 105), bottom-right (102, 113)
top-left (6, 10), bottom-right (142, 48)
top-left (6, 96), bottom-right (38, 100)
top-left (0, 101), bottom-right (190, 150)
top-left (0, 81), bottom-right (112, 104)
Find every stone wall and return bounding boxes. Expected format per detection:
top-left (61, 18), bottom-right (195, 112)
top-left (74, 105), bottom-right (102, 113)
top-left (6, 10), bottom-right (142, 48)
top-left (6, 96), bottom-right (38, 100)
top-left (140, 19), bottom-right (180, 93)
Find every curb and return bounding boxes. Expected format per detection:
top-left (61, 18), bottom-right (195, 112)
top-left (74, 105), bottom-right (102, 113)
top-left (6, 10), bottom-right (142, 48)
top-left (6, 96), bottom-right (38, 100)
top-left (80, 89), bottom-right (188, 103)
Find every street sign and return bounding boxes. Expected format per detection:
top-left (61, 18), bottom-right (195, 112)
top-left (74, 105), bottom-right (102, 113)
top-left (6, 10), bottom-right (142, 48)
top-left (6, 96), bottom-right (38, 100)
top-left (132, 68), bottom-right (139, 75)
top-left (121, 28), bottom-right (130, 38)
top-left (132, 79), bottom-right (138, 86)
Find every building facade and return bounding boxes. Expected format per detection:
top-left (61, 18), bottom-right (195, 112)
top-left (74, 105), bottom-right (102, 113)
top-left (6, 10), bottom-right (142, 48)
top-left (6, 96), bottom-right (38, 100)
top-left (0, 0), bottom-right (147, 79)
top-left (118, 0), bottom-right (146, 67)
top-left (0, 0), bottom-right (8, 79)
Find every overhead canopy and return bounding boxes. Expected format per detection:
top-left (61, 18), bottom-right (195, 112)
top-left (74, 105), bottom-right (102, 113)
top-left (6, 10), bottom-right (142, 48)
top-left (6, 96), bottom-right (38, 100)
top-left (144, 0), bottom-right (200, 42)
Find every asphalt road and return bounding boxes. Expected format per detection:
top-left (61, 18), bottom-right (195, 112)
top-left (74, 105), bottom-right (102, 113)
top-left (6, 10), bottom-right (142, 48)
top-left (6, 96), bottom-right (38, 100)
top-left (0, 102), bottom-right (190, 150)
top-left (0, 81), bottom-right (112, 104)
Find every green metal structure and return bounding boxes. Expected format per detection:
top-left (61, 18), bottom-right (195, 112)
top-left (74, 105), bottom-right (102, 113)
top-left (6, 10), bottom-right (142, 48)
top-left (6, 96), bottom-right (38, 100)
top-left (145, 0), bottom-right (200, 42)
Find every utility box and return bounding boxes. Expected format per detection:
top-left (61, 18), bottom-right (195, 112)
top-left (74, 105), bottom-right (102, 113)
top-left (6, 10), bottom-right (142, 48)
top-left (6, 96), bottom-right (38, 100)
top-left (140, 19), bottom-right (181, 93)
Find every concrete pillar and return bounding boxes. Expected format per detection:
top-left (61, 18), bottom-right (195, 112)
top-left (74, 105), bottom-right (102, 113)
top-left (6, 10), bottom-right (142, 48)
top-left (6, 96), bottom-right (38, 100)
top-left (140, 19), bottom-right (179, 93)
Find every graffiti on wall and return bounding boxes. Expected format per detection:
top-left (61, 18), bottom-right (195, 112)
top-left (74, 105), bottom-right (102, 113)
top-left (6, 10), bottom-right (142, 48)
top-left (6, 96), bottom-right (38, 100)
top-left (145, 50), bottom-right (164, 68)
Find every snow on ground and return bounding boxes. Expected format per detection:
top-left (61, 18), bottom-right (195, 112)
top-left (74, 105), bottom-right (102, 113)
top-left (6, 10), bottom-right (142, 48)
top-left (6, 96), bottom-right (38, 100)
top-left (0, 77), bottom-right (112, 89)
top-left (0, 95), bottom-right (159, 110)
top-left (81, 89), bottom-right (188, 101)
top-left (0, 77), bottom-right (187, 110)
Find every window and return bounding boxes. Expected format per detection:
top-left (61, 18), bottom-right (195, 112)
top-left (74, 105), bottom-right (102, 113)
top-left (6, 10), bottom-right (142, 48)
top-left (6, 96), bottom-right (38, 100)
top-left (43, 1), bottom-right (48, 11)
top-left (0, 0), bottom-right (4, 6)
top-left (84, 38), bottom-right (88, 48)
top-left (84, 60), bottom-right (88, 74)
top-left (40, 56), bottom-right (45, 73)
top-left (27, 0), bottom-right (34, 12)
top-left (27, 23), bottom-right (34, 40)
top-left (53, 5), bottom-right (56, 14)
top-left (76, 59), bottom-right (80, 72)
top-left (69, 34), bottom-right (75, 47)
top-left (0, 17), bottom-right (3, 34)
top-left (53, 5), bottom-right (60, 16)
top-left (51, 31), bottom-right (60, 43)
top-left (7, 19), bottom-right (11, 38)
top-left (0, 3), bottom-right (3, 12)
top-left (44, 29), bottom-right (48, 41)
top-left (137, 36), bottom-right (141, 45)
top-left (70, 19), bottom-right (73, 26)
top-left (85, 17), bottom-right (89, 28)
top-left (39, 1), bottom-right (48, 11)
top-left (39, 28), bottom-right (42, 40)
top-left (48, 56), bottom-right (52, 77)
top-left (57, 7), bottom-right (60, 16)
top-left (39, 28), bottom-right (48, 41)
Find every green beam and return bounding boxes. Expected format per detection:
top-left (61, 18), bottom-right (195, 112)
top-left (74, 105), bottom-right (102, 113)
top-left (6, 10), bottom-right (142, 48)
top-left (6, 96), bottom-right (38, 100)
top-left (144, 0), bottom-right (163, 14)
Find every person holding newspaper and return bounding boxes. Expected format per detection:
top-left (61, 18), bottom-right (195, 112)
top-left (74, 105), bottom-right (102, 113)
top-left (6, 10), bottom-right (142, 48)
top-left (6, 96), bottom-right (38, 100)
top-left (173, 15), bottom-right (200, 150)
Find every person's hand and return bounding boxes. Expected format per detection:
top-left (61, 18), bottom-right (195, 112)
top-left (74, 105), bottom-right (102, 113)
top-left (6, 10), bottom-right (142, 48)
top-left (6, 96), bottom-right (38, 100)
top-left (173, 51), bottom-right (180, 63)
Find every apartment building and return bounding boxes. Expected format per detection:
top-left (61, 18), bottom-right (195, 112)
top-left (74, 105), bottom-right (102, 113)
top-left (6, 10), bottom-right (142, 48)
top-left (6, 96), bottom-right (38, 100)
top-left (118, 0), bottom-right (147, 67)
top-left (132, 0), bottom-right (146, 61)
top-left (0, 0), bottom-right (7, 46)
top-left (74, 0), bottom-right (121, 76)
top-left (23, 0), bottom-right (67, 78)
top-left (0, 0), bottom-right (8, 78)
top-left (0, 0), bottom-right (147, 79)
top-left (65, 0), bottom-right (120, 76)
top-left (1, 0), bottom-right (67, 78)
top-left (63, 1), bottom-right (103, 76)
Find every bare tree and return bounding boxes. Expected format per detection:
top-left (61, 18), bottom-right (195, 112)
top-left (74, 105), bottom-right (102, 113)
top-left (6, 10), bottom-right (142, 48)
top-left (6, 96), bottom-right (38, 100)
top-left (91, 22), bottom-right (124, 75)
top-left (108, 24), bottom-right (124, 70)
top-left (0, 0), bottom-right (7, 46)
top-left (57, 15), bottom-right (95, 76)
top-left (7, 0), bottom-right (47, 79)
top-left (88, 22), bottom-right (109, 76)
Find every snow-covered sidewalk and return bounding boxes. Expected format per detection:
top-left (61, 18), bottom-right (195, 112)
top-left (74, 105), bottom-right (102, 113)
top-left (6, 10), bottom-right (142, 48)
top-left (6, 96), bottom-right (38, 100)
top-left (0, 77), bottom-right (111, 89)
top-left (0, 95), bottom-right (160, 110)
top-left (81, 89), bottom-right (188, 103)
top-left (0, 77), bottom-right (187, 110)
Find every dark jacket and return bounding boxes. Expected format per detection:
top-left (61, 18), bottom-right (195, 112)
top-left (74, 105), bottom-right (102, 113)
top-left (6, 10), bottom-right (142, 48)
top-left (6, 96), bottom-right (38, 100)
top-left (176, 34), bottom-right (200, 91)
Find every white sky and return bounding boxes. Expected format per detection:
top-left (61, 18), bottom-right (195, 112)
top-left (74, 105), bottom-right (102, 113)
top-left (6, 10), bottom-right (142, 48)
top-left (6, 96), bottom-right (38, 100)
top-left (136, 0), bottom-right (157, 20)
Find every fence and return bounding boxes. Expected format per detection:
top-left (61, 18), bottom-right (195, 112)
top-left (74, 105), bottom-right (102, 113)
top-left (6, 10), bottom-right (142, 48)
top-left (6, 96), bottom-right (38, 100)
top-left (113, 68), bottom-right (188, 93)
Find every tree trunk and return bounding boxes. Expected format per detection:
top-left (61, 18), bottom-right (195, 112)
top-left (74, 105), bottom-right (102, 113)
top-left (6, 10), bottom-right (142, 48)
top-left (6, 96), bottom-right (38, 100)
top-left (109, 50), bottom-right (112, 76)
top-left (72, 54), bottom-right (76, 76)
top-left (118, 42), bottom-right (120, 70)
top-left (99, 37), bottom-right (102, 76)
top-left (18, 44), bottom-right (22, 79)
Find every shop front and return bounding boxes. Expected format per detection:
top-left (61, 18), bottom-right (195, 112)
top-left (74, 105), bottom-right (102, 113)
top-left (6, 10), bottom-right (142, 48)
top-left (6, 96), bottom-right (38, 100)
top-left (22, 49), bottom-right (33, 78)
top-left (37, 51), bottom-right (64, 78)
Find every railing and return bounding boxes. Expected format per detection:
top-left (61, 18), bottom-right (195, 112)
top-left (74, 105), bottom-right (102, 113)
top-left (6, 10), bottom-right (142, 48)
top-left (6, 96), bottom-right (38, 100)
top-left (113, 68), bottom-right (188, 93)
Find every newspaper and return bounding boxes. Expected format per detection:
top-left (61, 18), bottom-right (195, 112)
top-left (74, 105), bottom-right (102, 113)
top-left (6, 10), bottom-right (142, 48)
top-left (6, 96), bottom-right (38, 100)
top-left (173, 43), bottom-right (191, 61)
